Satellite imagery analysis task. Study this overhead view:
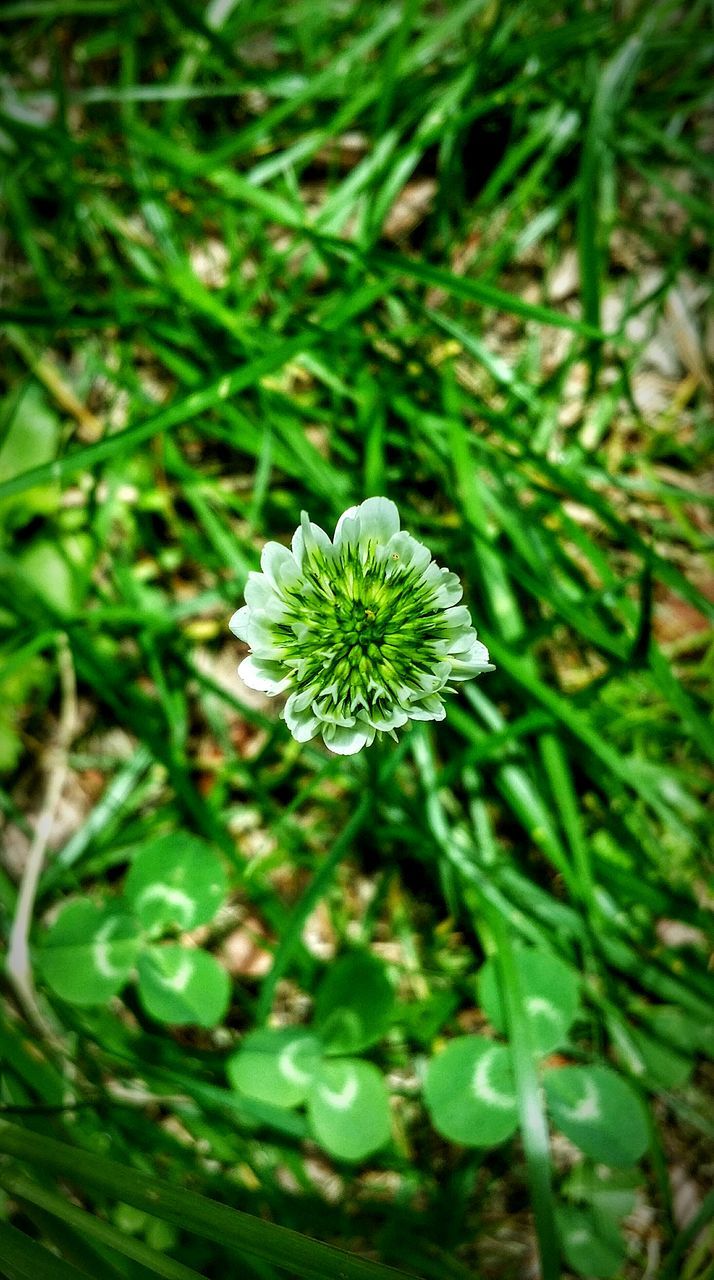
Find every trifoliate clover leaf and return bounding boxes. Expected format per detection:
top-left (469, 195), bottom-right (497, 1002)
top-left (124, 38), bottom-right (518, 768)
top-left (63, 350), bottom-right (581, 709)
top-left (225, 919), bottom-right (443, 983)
top-left (37, 900), bottom-right (141, 1006)
top-left (124, 832), bottom-right (227, 936)
top-left (136, 945), bottom-right (230, 1028)
top-left (306, 1058), bottom-right (392, 1162)
top-left (227, 1028), bottom-right (322, 1108)
top-left (230, 497), bottom-right (493, 754)
top-left (424, 1036), bottom-right (518, 1147)
top-left (543, 1064), bottom-right (649, 1167)
top-left (314, 952), bottom-right (395, 1055)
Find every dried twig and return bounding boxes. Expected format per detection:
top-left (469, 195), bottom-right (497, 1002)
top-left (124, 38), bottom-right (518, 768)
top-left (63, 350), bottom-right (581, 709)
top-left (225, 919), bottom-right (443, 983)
top-left (6, 634), bottom-right (77, 1035)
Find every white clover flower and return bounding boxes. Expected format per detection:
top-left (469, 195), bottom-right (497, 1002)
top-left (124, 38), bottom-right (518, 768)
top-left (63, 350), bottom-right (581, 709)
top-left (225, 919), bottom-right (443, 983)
top-left (230, 497), bottom-right (494, 755)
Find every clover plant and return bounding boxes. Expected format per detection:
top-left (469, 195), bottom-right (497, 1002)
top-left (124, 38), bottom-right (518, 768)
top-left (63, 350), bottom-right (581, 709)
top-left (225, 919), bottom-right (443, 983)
top-left (37, 833), bottom-right (230, 1028)
top-left (228, 951), bottom-right (394, 1162)
top-left (424, 946), bottom-right (650, 1278)
top-left (557, 1166), bottom-right (643, 1279)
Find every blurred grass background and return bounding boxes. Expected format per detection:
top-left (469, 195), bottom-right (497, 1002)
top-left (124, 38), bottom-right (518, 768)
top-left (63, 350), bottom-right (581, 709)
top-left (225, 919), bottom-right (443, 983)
top-left (0, 0), bottom-right (712, 1277)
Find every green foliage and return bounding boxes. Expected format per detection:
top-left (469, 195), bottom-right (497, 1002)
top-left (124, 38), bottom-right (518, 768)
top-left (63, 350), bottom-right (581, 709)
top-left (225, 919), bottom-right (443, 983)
top-left (37, 834), bottom-right (229, 1027)
top-left (0, 1121), bottom-right (411, 1280)
top-left (621, 1023), bottom-right (692, 1089)
top-left (424, 1037), bottom-right (518, 1146)
top-left (1, 0), bottom-right (712, 1277)
top-left (228, 1029), bottom-right (322, 1108)
top-left (307, 1060), bottom-right (391, 1164)
top-left (558, 1166), bottom-right (642, 1278)
top-left (427, 945), bottom-right (649, 1174)
top-left (228, 953), bottom-right (394, 1161)
top-left (646, 1004), bottom-right (714, 1059)
top-left (566, 1164), bottom-right (641, 1224)
top-left (557, 1204), bottom-right (626, 1280)
top-left (37, 901), bottom-right (142, 1006)
top-left (18, 536), bottom-right (93, 616)
top-left (543, 1064), bottom-right (650, 1167)
top-left (124, 833), bottom-right (228, 935)
top-left (0, 385), bottom-right (60, 528)
top-left (136, 945), bottom-right (230, 1028)
top-left (424, 942), bottom-right (651, 1272)
top-left (314, 951), bottom-right (395, 1054)
top-left (477, 947), bottom-right (581, 1057)
top-left (0, 653), bottom-right (49, 774)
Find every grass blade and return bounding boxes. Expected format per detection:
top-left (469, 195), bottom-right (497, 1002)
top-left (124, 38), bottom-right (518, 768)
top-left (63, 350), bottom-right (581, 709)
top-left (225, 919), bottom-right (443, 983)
top-left (0, 1171), bottom-right (205, 1280)
top-left (0, 1122), bottom-right (421, 1280)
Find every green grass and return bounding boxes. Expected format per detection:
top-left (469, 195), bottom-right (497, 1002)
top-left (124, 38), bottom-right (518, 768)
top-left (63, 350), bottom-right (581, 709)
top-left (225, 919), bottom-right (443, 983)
top-left (1, 1), bottom-right (713, 1278)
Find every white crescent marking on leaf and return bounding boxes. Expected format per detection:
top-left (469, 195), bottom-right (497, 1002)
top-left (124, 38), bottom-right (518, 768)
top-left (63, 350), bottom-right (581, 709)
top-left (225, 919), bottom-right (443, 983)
top-left (560, 1077), bottom-right (600, 1122)
top-left (136, 885), bottom-right (195, 926)
top-left (568, 1229), bottom-right (590, 1246)
top-left (526, 996), bottom-right (560, 1024)
top-left (161, 955), bottom-right (193, 992)
top-left (279, 1040), bottom-right (313, 1086)
top-left (318, 1070), bottom-right (358, 1111)
top-left (471, 1049), bottom-right (514, 1110)
top-left (93, 918), bottom-right (127, 979)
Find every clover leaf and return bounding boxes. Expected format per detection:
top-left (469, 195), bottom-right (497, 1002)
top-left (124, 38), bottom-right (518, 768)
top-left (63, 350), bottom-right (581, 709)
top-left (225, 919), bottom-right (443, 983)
top-left (425, 947), bottom-right (650, 1177)
top-left (124, 832), bottom-right (227, 935)
top-left (543, 1064), bottom-right (649, 1167)
top-left (137, 945), bottom-right (231, 1028)
top-left (227, 950), bottom-right (394, 1162)
top-left (37, 901), bottom-right (142, 1006)
top-left (557, 1204), bottom-right (626, 1279)
top-left (307, 1059), bottom-right (391, 1163)
top-left (314, 951), bottom-right (395, 1055)
top-left (37, 831), bottom-right (230, 1030)
top-left (227, 1028), bottom-right (322, 1108)
top-left (478, 947), bottom-right (581, 1057)
top-left (424, 1036), bottom-right (518, 1146)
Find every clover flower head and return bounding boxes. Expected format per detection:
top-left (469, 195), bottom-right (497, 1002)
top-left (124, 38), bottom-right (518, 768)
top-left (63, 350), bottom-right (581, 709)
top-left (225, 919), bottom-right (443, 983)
top-left (230, 497), bottom-right (494, 755)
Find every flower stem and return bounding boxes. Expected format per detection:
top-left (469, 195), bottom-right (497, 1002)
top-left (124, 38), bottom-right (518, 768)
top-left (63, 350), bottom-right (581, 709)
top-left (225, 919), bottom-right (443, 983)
top-left (256, 792), bottom-right (372, 1022)
top-left (487, 907), bottom-right (561, 1280)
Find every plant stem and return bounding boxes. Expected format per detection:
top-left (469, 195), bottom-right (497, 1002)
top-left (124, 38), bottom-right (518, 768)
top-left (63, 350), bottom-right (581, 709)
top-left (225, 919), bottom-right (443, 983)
top-left (256, 791), bottom-right (372, 1021)
top-left (487, 908), bottom-right (561, 1280)
top-left (6, 634), bottom-right (76, 1038)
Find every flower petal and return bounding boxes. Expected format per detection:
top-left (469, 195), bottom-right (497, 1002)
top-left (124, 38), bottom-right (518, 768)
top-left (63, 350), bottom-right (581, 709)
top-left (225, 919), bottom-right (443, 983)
top-left (290, 715), bottom-right (320, 743)
top-left (333, 505), bottom-right (359, 544)
top-left (322, 722), bottom-right (375, 755)
top-left (368, 703), bottom-right (409, 732)
top-left (260, 541), bottom-right (300, 589)
top-left (243, 612), bottom-right (282, 652)
top-left (353, 496), bottom-right (400, 544)
top-left (450, 639), bottom-right (495, 679)
top-left (285, 687), bottom-right (316, 715)
top-left (229, 606), bottom-right (251, 642)
top-left (432, 569), bottom-right (463, 608)
top-left (410, 662), bottom-right (451, 695)
top-left (442, 605), bottom-right (473, 632)
top-left (244, 572), bottom-right (278, 610)
top-left (406, 695), bottom-right (446, 722)
top-left (446, 627), bottom-right (478, 655)
top-left (283, 696), bottom-right (320, 742)
top-left (243, 586), bottom-right (288, 625)
top-left (238, 654), bottom-right (292, 695)
top-left (383, 531), bottom-right (431, 575)
top-left (313, 699), bottom-right (356, 728)
top-left (333, 514), bottom-right (360, 551)
top-left (292, 512), bottom-right (333, 569)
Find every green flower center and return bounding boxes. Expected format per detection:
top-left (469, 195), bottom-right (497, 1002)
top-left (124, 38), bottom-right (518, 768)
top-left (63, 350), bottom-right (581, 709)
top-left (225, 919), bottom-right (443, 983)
top-left (274, 547), bottom-right (447, 711)
top-left (333, 600), bottom-right (385, 645)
